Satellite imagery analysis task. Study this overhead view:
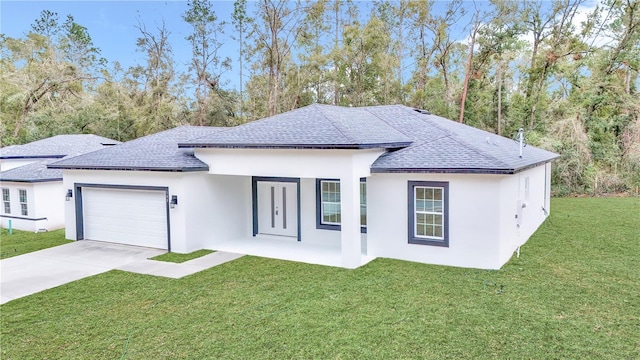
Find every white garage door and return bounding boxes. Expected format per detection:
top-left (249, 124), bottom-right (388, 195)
top-left (82, 187), bottom-right (168, 249)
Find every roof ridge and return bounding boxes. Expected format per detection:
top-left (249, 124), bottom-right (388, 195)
top-left (362, 105), bottom-right (415, 139)
top-left (412, 112), bottom-right (511, 168)
top-left (313, 104), bottom-right (356, 143)
top-left (183, 105), bottom-right (318, 144)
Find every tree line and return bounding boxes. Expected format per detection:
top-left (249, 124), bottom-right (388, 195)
top-left (1, 0), bottom-right (638, 194)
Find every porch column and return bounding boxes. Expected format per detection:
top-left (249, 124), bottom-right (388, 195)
top-left (340, 173), bottom-right (361, 269)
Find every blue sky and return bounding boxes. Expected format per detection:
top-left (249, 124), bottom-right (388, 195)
top-left (1, 1), bottom-right (240, 87)
top-left (2, 1), bottom-right (600, 92)
top-left (1, 1), bottom-right (485, 90)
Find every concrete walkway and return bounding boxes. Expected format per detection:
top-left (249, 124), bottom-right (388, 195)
top-left (0, 241), bottom-right (243, 304)
top-left (117, 251), bottom-right (244, 279)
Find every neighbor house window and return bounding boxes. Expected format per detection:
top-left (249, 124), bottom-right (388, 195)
top-left (2, 188), bottom-right (10, 214)
top-left (316, 179), bottom-right (366, 232)
top-left (19, 189), bottom-right (28, 216)
top-left (408, 181), bottom-right (449, 247)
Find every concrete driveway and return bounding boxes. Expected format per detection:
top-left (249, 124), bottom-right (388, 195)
top-left (0, 240), bottom-right (164, 304)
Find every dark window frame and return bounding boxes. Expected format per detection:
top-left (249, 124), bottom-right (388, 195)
top-left (2, 188), bottom-right (10, 214)
top-left (18, 189), bottom-right (28, 216)
top-left (408, 181), bottom-right (449, 247)
top-left (315, 178), bottom-right (367, 233)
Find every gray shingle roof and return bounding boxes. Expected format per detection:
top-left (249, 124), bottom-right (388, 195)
top-left (179, 104), bottom-right (558, 174)
top-left (179, 104), bottom-right (412, 149)
top-left (1, 134), bottom-right (120, 159)
top-left (0, 160), bottom-right (62, 183)
top-left (45, 105), bottom-right (559, 175)
top-left (365, 105), bottom-right (559, 173)
top-left (48, 126), bottom-right (224, 172)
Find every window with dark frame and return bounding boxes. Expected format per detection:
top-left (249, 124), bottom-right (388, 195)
top-left (2, 188), bottom-right (10, 214)
top-left (408, 181), bottom-right (449, 247)
top-left (321, 180), bottom-right (341, 225)
top-left (19, 189), bottom-right (28, 216)
top-left (316, 179), bottom-right (367, 232)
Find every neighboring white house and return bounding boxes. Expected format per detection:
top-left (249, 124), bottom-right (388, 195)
top-left (49, 105), bottom-right (559, 269)
top-left (0, 135), bottom-right (119, 232)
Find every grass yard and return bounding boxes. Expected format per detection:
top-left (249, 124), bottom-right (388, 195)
top-left (1, 197), bottom-right (638, 359)
top-left (0, 228), bottom-right (71, 259)
top-left (150, 249), bottom-right (215, 263)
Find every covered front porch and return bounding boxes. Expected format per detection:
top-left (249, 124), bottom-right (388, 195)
top-left (195, 147), bottom-right (385, 269)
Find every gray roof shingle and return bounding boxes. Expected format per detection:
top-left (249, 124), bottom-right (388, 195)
top-left (365, 105), bottom-right (559, 173)
top-left (179, 104), bottom-right (412, 149)
top-left (0, 160), bottom-right (62, 183)
top-left (45, 105), bottom-right (559, 175)
top-left (178, 104), bottom-right (558, 174)
top-left (1, 134), bottom-right (120, 159)
top-left (48, 126), bottom-right (224, 172)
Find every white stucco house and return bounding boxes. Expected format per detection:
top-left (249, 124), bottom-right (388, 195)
top-left (0, 135), bottom-right (119, 232)
top-left (48, 104), bottom-right (559, 269)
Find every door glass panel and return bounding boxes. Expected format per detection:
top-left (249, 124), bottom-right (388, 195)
top-left (270, 186), bottom-right (275, 228)
top-left (282, 187), bottom-right (287, 229)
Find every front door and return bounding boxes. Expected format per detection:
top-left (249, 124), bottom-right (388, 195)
top-left (257, 181), bottom-right (298, 237)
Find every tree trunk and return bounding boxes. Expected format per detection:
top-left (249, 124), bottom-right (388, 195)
top-left (497, 59), bottom-right (502, 135)
top-left (239, 26), bottom-right (244, 119)
top-left (333, 1), bottom-right (340, 105)
top-left (458, 14), bottom-right (479, 123)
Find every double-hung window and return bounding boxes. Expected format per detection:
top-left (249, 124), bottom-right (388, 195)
top-left (321, 180), bottom-right (341, 225)
top-left (19, 189), bottom-right (28, 216)
top-left (408, 181), bottom-right (449, 247)
top-left (316, 179), bottom-right (366, 232)
top-left (2, 188), bottom-right (10, 214)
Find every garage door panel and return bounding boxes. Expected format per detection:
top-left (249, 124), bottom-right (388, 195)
top-left (84, 208), bottom-right (166, 222)
top-left (83, 218), bottom-right (167, 235)
top-left (82, 187), bottom-right (168, 249)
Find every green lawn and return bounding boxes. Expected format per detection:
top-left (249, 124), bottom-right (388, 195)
top-left (0, 228), bottom-right (71, 259)
top-left (150, 249), bottom-right (214, 263)
top-left (1, 198), bottom-right (638, 359)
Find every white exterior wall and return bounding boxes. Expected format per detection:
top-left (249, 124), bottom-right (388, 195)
top-left (497, 163), bottom-right (550, 264)
top-left (195, 148), bottom-right (383, 179)
top-left (62, 170), bottom-right (202, 253)
top-left (0, 181), bottom-right (64, 232)
top-left (1, 182), bottom-right (39, 232)
top-left (367, 163), bottom-right (551, 270)
top-left (32, 181), bottom-right (65, 231)
top-left (367, 173), bottom-right (504, 269)
top-left (187, 175), bottom-right (348, 250)
top-left (195, 148), bottom-right (381, 267)
top-left (184, 174), bottom-right (251, 250)
top-left (299, 178), bottom-right (342, 247)
top-left (56, 154), bottom-right (552, 269)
